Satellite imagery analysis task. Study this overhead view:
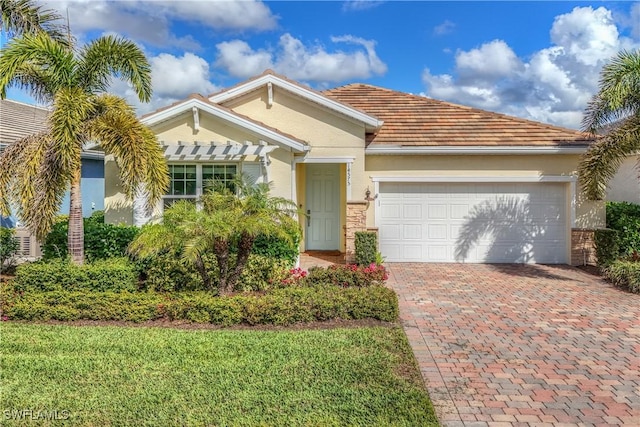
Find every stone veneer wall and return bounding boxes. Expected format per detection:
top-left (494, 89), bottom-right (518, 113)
top-left (571, 228), bottom-right (597, 266)
top-left (345, 201), bottom-right (368, 263)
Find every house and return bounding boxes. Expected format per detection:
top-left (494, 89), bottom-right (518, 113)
top-left (105, 70), bottom-right (604, 265)
top-left (0, 99), bottom-right (105, 256)
top-left (607, 156), bottom-right (639, 204)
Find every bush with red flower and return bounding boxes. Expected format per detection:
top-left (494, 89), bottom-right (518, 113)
top-left (281, 263), bottom-right (388, 288)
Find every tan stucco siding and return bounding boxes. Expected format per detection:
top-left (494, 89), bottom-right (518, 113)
top-left (154, 111), bottom-right (264, 144)
top-left (104, 155), bottom-right (133, 225)
top-left (607, 155), bottom-right (639, 204)
top-left (223, 88), bottom-right (366, 149)
top-left (365, 154), bottom-right (605, 229)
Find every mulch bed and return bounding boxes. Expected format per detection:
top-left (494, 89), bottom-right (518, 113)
top-left (575, 264), bottom-right (601, 277)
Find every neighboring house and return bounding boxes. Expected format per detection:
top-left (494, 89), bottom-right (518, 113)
top-left (0, 99), bottom-right (105, 256)
top-left (105, 70), bottom-right (604, 265)
top-left (607, 156), bottom-right (639, 204)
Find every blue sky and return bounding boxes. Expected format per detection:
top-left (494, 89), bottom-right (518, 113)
top-left (6, 1), bottom-right (640, 129)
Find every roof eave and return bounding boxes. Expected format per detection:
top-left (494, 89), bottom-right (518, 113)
top-left (365, 145), bottom-right (589, 155)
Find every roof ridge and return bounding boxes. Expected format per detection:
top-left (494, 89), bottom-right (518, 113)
top-left (0, 98), bottom-right (51, 111)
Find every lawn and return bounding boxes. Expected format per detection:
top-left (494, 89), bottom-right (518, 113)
top-left (0, 323), bottom-right (437, 426)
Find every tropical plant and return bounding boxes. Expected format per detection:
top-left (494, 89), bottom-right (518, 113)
top-left (0, 0), bottom-right (67, 43)
top-left (0, 226), bottom-right (19, 274)
top-left (130, 178), bottom-right (300, 295)
top-left (0, 31), bottom-right (168, 264)
top-left (579, 49), bottom-right (640, 200)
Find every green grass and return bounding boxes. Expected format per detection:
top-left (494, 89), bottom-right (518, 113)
top-left (0, 324), bottom-right (437, 426)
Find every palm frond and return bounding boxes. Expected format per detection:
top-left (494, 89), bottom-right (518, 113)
top-left (49, 87), bottom-right (90, 173)
top-left (78, 35), bottom-right (152, 101)
top-left (26, 138), bottom-right (72, 240)
top-left (0, 0), bottom-right (68, 44)
top-left (0, 132), bottom-right (43, 216)
top-left (0, 32), bottom-right (74, 99)
top-left (88, 94), bottom-right (168, 209)
top-left (582, 49), bottom-right (640, 133)
top-left (579, 115), bottom-right (640, 200)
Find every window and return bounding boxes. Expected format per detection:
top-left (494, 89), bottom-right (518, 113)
top-left (164, 164), bottom-right (237, 208)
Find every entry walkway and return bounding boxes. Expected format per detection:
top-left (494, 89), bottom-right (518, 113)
top-left (386, 263), bottom-right (639, 426)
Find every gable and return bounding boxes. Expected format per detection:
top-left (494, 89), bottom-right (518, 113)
top-left (209, 70), bottom-right (382, 132)
top-left (221, 86), bottom-right (368, 150)
top-left (141, 96), bottom-right (308, 152)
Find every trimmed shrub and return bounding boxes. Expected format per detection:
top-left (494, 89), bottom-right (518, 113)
top-left (138, 253), bottom-right (290, 293)
top-left (137, 251), bottom-right (210, 292)
top-left (42, 212), bottom-right (139, 262)
top-left (1, 286), bottom-right (399, 325)
top-left (606, 201), bottom-right (640, 256)
top-left (251, 219), bottom-right (301, 267)
top-left (355, 231), bottom-right (377, 266)
top-left (602, 260), bottom-right (640, 294)
top-left (236, 255), bottom-right (291, 292)
top-left (0, 227), bottom-right (19, 274)
top-left (594, 228), bottom-right (620, 267)
top-left (301, 263), bottom-right (388, 288)
top-left (12, 258), bottom-right (138, 292)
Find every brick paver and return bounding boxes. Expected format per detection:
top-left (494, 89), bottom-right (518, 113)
top-left (387, 264), bottom-right (640, 427)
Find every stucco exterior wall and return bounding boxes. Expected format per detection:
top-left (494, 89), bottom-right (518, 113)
top-left (365, 154), bottom-right (606, 229)
top-left (223, 88), bottom-right (369, 205)
top-left (607, 155), bottom-right (639, 204)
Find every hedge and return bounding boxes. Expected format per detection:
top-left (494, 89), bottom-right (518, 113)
top-left (42, 212), bottom-right (139, 262)
top-left (606, 201), bottom-right (640, 256)
top-left (0, 286), bottom-right (399, 325)
top-left (12, 258), bottom-right (138, 292)
top-left (594, 228), bottom-right (620, 267)
top-left (355, 231), bottom-right (377, 266)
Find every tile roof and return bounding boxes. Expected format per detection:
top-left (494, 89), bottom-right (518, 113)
top-left (323, 84), bottom-right (593, 147)
top-left (0, 99), bottom-right (49, 144)
top-left (0, 99), bottom-right (103, 159)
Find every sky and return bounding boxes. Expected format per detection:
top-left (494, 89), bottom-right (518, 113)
top-left (5, 0), bottom-right (640, 130)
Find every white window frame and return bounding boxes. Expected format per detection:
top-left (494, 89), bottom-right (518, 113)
top-left (163, 163), bottom-right (239, 207)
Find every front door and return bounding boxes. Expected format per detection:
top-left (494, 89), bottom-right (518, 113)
top-left (306, 164), bottom-right (340, 250)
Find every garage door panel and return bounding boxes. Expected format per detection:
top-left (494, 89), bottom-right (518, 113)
top-left (403, 224), bottom-right (423, 240)
top-left (428, 224), bottom-right (447, 240)
top-left (428, 204), bottom-right (447, 219)
top-left (403, 204), bottom-right (423, 219)
top-left (378, 182), bottom-right (568, 264)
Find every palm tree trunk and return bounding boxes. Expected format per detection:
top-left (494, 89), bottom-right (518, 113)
top-left (227, 232), bottom-right (254, 292)
top-left (68, 168), bottom-right (84, 265)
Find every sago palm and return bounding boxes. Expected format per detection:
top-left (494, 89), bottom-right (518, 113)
top-left (0, 31), bottom-right (168, 264)
top-left (579, 49), bottom-right (640, 200)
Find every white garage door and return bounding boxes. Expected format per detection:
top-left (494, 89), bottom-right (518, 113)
top-left (378, 182), bottom-right (568, 264)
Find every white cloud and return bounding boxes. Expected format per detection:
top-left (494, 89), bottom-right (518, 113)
top-left (48, 0), bottom-right (278, 49)
top-left (456, 40), bottom-right (522, 80)
top-left (433, 20), bottom-right (455, 36)
top-left (215, 33), bottom-right (388, 83)
top-left (342, 1), bottom-right (385, 12)
top-left (421, 6), bottom-right (640, 129)
top-left (109, 52), bottom-right (220, 115)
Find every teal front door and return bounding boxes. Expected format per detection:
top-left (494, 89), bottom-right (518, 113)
top-left (306, 164), bottom-right (340, 250)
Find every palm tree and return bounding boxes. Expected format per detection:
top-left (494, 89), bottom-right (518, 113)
top-left (0, 31), bottom-right (169, 264)
top-left (579, 49), bottom-right (640, 200)
top-left (1, 0), bottom-right (67, 42)
top-left (130, 178), bottom-right (299, 295)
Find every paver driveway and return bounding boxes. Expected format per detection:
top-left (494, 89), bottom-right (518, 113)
top-left (387, 264), bottom-right (639, 427)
